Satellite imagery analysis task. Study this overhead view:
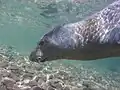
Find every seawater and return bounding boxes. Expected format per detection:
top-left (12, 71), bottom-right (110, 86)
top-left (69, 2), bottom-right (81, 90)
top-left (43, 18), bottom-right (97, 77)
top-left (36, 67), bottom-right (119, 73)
top-left (0, 0), bottom-right (119, 77)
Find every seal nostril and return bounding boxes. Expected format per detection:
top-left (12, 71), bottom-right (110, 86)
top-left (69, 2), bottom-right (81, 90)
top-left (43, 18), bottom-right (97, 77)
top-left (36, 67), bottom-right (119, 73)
top-left (36, 57), bottom-right (41, 60)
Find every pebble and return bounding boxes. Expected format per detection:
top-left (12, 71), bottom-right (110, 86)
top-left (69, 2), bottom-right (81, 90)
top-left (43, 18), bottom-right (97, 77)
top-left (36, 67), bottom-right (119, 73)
top-left (0, 61), bottom-right (8, 68)
top-left (0, 85), bottom-right (6, 90)
top-left (82, 80), bottom-right (92, 88)
top-left (31, 86), bottom-right (44, 90)
top-left (47, 74), bottom-right (54, 80)
top-left (41, 82), bottom-right (48, 90)
top-left (47, 79), bottom-right (63, 89)
top-left (32, 76), bottom-right (40, 82)
top-left (38, 78), bottom-right (45, 85)
top-left (23, 79), bottom-right (38, 87)
top-left (0, 69), bottom-right (11, 77)
top-left (1, 77), bottom-right (16, 88)
top-left (63, 86), bottom-right (70, 90)
top-left (13, 84), bottom-right (21, 90)
top-left (72, 87), bottom-right (82, 90)
top-left (23, 79), bottom-right (30, 84)
top-left (19, 85), bottom-right (31, 90)
top-left (9, 73), bottom-right (19, 81)
top-left (7, 65), bottom-right (19, 70)
top-left (27, 80), bottom-right (38, 87)
top-left (47, 86), bottom-right (55, 90)
top-left (22, 73), bottom-right (33, 80)
top-left (0, 74), bottom-right (2, 81)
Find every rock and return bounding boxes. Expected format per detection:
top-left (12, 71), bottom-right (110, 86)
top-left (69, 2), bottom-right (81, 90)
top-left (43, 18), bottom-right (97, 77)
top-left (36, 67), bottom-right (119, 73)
top-left (21, 87), bottom-right (30, 90)
top-left (47, 79), bottom-right (63, 90)
top-left (22, 73), bottom-right (33, 80)
top-left (9, 73), bottom-right (19, 81)
top-left (83, 88), bottom-right (91, 90)
top-left (0, 55), bottom-right (5, 61)
top-left (19, 85), bottom-right (31, 90)
top-left (31, 86), bottom-right (44, 90)
top-left (1, 77), bottom-right (16, 89)
top-left (41, 82), bottom-right (48, 90)
top-left (0, 85), bottom-right (6, 90)
top-left (24, 69), bottom-right (35, 74)
top-left (47, 74), bottom-right (54, 80)
top-left (16, 81), bottom-right (22, 86)
top-left (23, 79), bottom-right (30, 85)
top-left (0, 61), bottom-right (8, 68)
top-left (32, 63), bottom-right (43, 71)
top-left (72, 87), bottom-right (83, 90)
top-left (0, 74), bottom-right (2, 81)
top-left (7, 65), bottom-right (19, 70)
top-left (76, 83), bottom-right (83, 88)
top-left (55, 70), bottom-right (70, 80)
top-left (27, 80), bottom-right (38, 87)
top-left (56, 71), bottom-right (68, 76)
top-left (10, 68), bottom-right (22, 76)
top-left (38, 78), bottom-right (45, 85)
top-left (63, 86), bottom-right (70, 90)
top-left (32, 76), bottom-right (40, 82)
top-left (23, 79), bottom-right (38, 87)
top-left (82, 80), bottom-right (105, 90)
top-left (82, 80), bottom-right (92, 88)
top-left (0, 69), bottom-right (11, 77)
top-left (13, 84), bottom-right (21, 90)
top-left (47, 86), bottom-right (55, 90)
top-left (40, 75), bottom-right (47, 82)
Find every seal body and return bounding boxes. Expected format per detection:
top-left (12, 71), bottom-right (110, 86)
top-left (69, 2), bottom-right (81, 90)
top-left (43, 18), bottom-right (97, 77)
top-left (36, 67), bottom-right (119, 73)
top-left (30, 0), bottom-right (120, 62)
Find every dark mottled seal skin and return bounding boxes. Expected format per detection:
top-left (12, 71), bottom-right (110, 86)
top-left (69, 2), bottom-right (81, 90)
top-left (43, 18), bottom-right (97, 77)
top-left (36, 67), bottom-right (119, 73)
top-left (30, 0), bottom-right (120, 62)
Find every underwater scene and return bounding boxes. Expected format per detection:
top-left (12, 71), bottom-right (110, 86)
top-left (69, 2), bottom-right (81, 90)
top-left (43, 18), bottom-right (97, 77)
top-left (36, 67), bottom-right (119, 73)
top-left (0, 0), bottom-right (120, 90)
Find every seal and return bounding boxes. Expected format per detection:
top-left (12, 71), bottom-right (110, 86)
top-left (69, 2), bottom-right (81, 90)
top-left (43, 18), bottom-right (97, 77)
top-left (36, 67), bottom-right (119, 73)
top-left (30, 0), bottom-right (120, 62)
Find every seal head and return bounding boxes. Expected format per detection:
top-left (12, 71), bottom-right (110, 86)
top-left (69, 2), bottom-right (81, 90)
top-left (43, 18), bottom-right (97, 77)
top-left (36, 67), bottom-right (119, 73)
top-left (29, 24), bottom-right (81, 62)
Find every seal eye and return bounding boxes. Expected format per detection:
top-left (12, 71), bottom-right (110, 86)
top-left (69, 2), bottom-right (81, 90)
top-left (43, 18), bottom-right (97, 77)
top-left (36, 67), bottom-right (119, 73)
top-left (39, 41), bottom-right (44, 46)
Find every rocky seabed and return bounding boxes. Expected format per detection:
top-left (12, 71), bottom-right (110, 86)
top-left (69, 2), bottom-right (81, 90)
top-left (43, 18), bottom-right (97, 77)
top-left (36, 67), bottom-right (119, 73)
top-left (0, 45), bottom-right (119, 90)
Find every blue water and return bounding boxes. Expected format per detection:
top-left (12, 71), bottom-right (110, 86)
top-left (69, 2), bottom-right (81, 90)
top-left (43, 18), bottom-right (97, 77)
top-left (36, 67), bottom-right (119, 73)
top-left (0, 0), bottom-right (120, 73)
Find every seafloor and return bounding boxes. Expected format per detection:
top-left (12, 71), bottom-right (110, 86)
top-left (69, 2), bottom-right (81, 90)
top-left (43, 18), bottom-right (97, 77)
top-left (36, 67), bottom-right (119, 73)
top-left (0, 45), bottom-right (119, 90)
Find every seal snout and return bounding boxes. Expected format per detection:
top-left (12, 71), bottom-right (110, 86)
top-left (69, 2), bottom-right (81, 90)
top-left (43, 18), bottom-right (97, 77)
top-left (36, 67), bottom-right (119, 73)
top-left (29, 48), bottom-right (46, 63)
top-left (29, 51), bottom-right (39, 62)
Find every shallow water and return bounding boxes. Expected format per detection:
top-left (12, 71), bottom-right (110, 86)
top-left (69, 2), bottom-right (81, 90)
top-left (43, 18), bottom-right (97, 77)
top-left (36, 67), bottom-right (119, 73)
top-left (0, 0), bottom-right (120, 87)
